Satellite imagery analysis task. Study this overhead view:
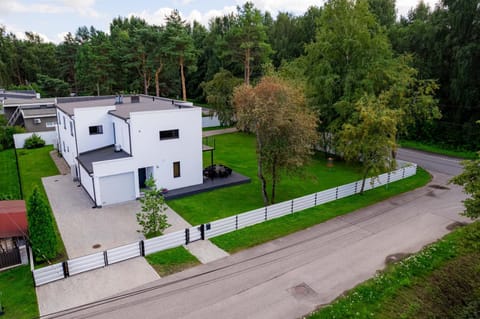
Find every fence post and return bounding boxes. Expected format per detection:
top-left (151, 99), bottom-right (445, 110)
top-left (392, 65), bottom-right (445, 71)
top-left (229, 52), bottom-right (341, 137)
top-left (62, 261), bottom-right (69, 278)
top-left (103, 251), bottom-right (109, 266)
top-left (355, 181), bottom-right (358, 194)
top-left (185, 228), bottom-right (190, 245)
top-left (387, 172), bottom-right (391, 184)
top-left (291, 200), bottom-right (294, 213)
top-left (235, 215), bottom-right (238, 230)
top-left (264, 207), bottom-right (267, 221)
top-left (200, 224), bottom-right (205, 240)
top-left (336, 187), bottom-right (339, 199)
top-left (314, 193), bottom-right (317, 206)
top-left (402, 167), bottom-right (405, 178)
top-left (139, 240), bottom-right (145, 256)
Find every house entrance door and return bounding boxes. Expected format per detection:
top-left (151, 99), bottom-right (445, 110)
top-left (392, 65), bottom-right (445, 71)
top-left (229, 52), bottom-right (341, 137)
top-left (138, 168), bottom-right (147, 189)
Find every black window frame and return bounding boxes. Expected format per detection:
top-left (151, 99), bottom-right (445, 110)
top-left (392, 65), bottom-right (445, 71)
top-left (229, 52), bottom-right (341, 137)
top-left (159, 129), bottom-right (179, 140)
top-left (89, 125), bottom-right (103, 135)
top-left (173, 161), bottom-right (181, 178)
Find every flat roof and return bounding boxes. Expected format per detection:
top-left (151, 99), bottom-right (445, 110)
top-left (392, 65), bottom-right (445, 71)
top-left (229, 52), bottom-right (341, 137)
top-left (77, 145), bottom-right (131, 174)
top-left (22, 108), bottom-right (57, 118)
top-left (2, 98), bottom-right (56, 107)
top-left (57, 95), bottom-right (186, 118)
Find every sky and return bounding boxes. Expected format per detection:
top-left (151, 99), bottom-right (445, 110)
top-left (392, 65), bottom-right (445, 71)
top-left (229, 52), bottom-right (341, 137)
top-left (0, 0), bottom-right (440, 44)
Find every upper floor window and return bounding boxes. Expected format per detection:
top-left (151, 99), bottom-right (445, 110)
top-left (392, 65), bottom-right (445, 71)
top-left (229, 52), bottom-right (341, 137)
top-left (70, 121), bottom-right (74, 136)
top-left (159, 129), bottom-right (179, 140)
top-left (89, 125), bottom-right (103, 135)
top-left (63, 116), bottom-right (66, 130)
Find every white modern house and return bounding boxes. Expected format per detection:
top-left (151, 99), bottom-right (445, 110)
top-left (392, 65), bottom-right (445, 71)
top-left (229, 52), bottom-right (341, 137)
top-left (56, 95), bottom-right (203, 207)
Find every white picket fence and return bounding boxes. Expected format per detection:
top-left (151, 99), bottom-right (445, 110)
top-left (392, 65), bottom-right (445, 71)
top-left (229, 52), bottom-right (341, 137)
top-left (32, 163), bottom-right (417, 286)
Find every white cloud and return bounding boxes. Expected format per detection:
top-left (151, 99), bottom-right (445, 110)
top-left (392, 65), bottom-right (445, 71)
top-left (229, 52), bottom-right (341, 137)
top-left (129, 6), bottom-right (237, 27)
top-left (0, 0), bottom-right (100, 18)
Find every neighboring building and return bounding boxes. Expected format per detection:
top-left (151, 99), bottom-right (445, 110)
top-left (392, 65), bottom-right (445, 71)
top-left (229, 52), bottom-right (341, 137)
top-left (0, 200), bottom-right (29, 269)
top-left (56, 95), bottom-right (203, 207)
top-left (1, 89), bottom-right (57, 132)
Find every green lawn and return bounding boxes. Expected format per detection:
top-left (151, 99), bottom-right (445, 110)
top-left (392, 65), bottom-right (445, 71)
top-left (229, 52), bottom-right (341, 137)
top-left (400, 140), bottom-right (478, 160)
top-left (16, 146), bottom-right (67, 264)
top-left (308, 222), bottom-right (480, 319)
top-left (169, 132), bottom-right (365, 225)
top-left (212, 167), bottom-right (431, 253)
top-left (17, 146), bottom-right (59, 199)
top-left (0, 266), bottom-right (39, 319)
top-left (146, 246), bottom-right (201, 277)
top-left (0, 149), bottom-right (21, 199)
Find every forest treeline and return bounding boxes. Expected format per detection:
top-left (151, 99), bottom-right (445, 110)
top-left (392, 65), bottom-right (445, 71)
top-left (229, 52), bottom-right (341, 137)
top-left (0, 0), bottom-right (478, 150)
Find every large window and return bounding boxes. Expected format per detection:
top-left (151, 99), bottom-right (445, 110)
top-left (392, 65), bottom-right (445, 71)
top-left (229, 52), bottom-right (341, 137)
top-left (173, 162), bottom-right (181, 178)
top-left (89, 125), bottom-right (103, 135)
top-left (160, 129), bottom-right (179, 140)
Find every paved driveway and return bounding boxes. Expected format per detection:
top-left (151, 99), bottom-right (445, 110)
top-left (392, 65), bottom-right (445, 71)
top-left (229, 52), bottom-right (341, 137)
top-left (43, 175), bottom-right (144, 258)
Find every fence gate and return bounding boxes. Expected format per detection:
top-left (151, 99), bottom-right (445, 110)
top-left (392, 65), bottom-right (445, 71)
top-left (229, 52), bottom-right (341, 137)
top-left (0, 248), bottom-right (21, 269)
top-left (186, 225), bottom-right (203, 244)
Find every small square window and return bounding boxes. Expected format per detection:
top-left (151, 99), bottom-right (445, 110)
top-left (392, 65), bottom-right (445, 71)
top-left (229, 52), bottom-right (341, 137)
top-left (173, 162), bottom-right (180, 178)
top-left (46, 121), bottom-right (56, 128)
top-left (89, 125), bottom-right (103, 135)
top-left (160, 129), bottom-right (179, 140)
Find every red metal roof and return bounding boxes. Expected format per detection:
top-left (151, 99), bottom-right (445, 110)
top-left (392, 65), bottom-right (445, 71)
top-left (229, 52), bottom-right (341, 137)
top-left (0, 200), bottom-right (28, 238)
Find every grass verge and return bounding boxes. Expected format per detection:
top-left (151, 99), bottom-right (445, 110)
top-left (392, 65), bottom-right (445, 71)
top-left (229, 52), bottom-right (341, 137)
top-left (0, 266), bottom-right (39, 319)
top-left (308, 221), bottom-right (480, 319)
top-left (17, 146), bottom-right (67, 264)
top-left (211, 168), bottom-right (431, 253)
top-left (400, 140), bottom-right (478, 159)
top-left (146, 246), bottom-right (201, 277)
top-left (0, 149), bottom-right (21, 199)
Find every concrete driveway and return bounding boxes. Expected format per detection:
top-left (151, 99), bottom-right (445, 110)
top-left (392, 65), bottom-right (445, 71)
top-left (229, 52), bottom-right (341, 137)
top-left (43, 174), bottom-right (144, 258)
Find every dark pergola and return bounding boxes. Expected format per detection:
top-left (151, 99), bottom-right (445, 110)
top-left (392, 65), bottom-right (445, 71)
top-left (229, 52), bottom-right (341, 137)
top-left (202, 136), bottom-right (216, 167)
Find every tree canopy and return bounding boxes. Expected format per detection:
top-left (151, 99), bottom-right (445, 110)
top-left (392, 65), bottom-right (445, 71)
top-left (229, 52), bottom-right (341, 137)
top-left (233, 76), bottom-right (318, 205)
top-left (0, 0), bottom-right (477, 150)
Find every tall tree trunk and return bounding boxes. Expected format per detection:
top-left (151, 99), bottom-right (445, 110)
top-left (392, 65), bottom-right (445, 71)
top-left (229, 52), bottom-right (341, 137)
top-left (155, 63), bottom-right (164, 97)
top-left (271, 157), bottom-right (277, 204)
top-left (256, 125), bottom-right (269, 205)
top-left (360, 166), bottom-right (371, 194)
top-left (143, 72), bottom-right (148, 95)
top-left (244, 47), bottom-right (251, 86)
top-left (180, 55), bottom-right (187, 101)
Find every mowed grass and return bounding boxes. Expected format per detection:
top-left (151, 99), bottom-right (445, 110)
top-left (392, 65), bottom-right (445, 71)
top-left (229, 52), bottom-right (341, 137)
top-left (16, 146), bottom-right (67, 264)
top-left (400, 140), bottom-right (478, 160)
top-left (169, 132), bottom-right (364, 225)
top-left (16, 146), bottom-right (59, 199)
top-left (0, 149), bottom-right (21, 199)
top-left (211, 167), bottom-right (431, 253)
top-left (146, 246), bottom-right (201, 277)
top-left (0, 266), bottom-right (39, 319)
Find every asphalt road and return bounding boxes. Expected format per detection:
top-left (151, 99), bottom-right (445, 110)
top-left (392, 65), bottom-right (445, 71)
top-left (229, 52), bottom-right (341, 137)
top-left (44, 151), bottom-right (469, 319)
top-left (397, 147), bottom-right (463, 176)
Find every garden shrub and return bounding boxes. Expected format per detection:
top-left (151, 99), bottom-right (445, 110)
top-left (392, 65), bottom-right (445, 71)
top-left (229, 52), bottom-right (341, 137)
top-left (23, 134), bottom-right (45, 149)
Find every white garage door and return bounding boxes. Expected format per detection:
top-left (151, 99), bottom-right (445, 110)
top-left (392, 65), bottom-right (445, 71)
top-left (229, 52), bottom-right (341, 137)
top-left (99, 172), bottom-right (136, 206)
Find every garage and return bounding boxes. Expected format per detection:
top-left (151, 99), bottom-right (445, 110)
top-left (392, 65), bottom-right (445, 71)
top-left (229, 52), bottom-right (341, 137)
top-left (99, 172), bottom-right (136, 206)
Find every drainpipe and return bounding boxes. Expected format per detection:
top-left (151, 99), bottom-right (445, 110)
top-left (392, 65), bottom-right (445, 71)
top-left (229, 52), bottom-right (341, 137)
top-left (125, 119), bottom-right (133, 156)
top-left (73, 117), bottom-right (80, 183)
top-left (91, 174), bottom-right (98, 208)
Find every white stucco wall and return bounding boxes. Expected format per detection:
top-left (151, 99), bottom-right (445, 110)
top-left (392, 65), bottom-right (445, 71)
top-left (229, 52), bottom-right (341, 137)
top-left (74, 106), bottom-right (116, 153)
top-left (79, 164), bottom-right (95, 201)
top-left (56, 108), bottom-right (77, 167)
top-left (129, 107), bottom-right (203, 191)
top-left (13, 131), bottom-right (58, 149)
top-left (111, 116), bottom-right (131, 154)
